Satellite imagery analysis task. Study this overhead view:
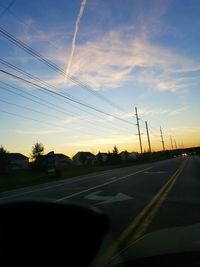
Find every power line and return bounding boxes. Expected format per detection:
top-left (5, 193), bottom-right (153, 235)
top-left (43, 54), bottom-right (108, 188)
top-left (0, 26), bottom-right (127, 113)
top-left (0, 82), bottom-right (134, 135)
top-left (0, 0), bottom-right (16, 17)
top-left (0, 98), bottom-right (62, 119)
top-left (0, 2), bottom-right (58, 50)
top-left (0, 58), bottom-right (90, 106)
top-left (0, 59), bottom-right (134, 131)
top-left (0, 82), bottom-right (78, 117)
top-left (140, 117), bottom-right (159, 136)
top-left (0, 68), bottom-right (134, 125)
top-left (0, 97), bottom-right (115, 135)
top-left (0, 107), bottom-right (62, 128)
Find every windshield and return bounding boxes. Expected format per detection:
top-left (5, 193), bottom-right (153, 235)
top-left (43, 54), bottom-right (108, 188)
top-left (0, 0), bottom-right (200, 266)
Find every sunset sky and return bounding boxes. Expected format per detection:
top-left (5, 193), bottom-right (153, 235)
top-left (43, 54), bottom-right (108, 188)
top-left (0, 0), bottom-right (199, 157)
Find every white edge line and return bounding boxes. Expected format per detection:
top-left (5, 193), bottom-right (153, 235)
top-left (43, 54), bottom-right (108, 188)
top-left (55, 167), bottom-right (152, 202)
top-left (0, 170), bottom-right (118, 201)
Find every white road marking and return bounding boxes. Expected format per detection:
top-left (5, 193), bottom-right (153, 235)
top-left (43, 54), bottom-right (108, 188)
top-left (0, 172), bottom-right (118, 201)
top-left (85, 190), bottom-right (133, 205)
top-left (143, 171), bottom-right (166, 174)
top-left (55, 167), bottom-right (152, 202)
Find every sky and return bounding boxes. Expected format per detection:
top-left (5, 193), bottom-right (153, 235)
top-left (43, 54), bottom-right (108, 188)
top-left (0, 0), bottom-right (200, 157)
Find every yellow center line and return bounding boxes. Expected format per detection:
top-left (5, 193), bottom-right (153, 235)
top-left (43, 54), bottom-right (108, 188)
top-left (97, 158), bottom-right (188, 267)
top-left (131, 159), bottom-right (187, 241)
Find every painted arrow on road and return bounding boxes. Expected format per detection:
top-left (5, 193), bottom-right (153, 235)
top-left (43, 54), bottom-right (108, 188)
top-left (84, 190), bottom-right (133, 205)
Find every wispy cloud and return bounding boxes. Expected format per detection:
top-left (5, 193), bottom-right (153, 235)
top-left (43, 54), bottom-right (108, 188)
top-left (169, 126), bottom-right (200, 134)
top-left (13, 0), bottom-right (200, 94)
top-left (138, 105), bottom-right (188, 117)
top-left (65, 0), bottom-right (87, 77)
top-left (14, 128), bottom-right (66, 135)
top-left (41, 29), bottom-right (200, 93)
top-left (73, 133), bottom-right (138, 147)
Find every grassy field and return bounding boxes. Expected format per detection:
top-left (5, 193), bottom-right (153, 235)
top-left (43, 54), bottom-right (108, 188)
top-left (0, 154), bottom-right (180, 193)
top-left (0, 163), bottom-right (135, 193)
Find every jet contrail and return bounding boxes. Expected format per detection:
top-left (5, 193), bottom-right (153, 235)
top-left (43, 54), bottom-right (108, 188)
top-left (65, 0), bottom-right (87, 79)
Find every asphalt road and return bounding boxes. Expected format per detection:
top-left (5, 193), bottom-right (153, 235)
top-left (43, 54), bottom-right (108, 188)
top-left (0, 155), bottom-right (199, 262)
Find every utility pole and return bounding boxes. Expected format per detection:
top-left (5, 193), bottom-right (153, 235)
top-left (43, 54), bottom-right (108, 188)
top-left (160, 126), bottom-right (165, 151)
top-left (182, 142), bottom-right (184, 149)
top-left (145, 121), bottom-right (152, 153)
top-left (170, 136), bottom-right (174, 150)
top-left (174, 139), bottom-right (178, 150)
top-left (135, 107), bottom-right (143, 153)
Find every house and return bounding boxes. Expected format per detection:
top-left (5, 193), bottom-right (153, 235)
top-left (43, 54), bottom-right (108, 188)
top-left (120, 151), bottom-right (138, 161)
top-left (120, 151), bottom-right (129, 161)
top-left (9, 153), bottom-right (29, 170)
top-left (44, 152), bottom-right (72, 170)
top-left (72, 152), bottom-right (96, 166)
top-left (129, 152), bottom-right (138, 159)
top-left (54, 153), bottom-right (72, 167)
top-left (96, 152), bottom-right (108, 163)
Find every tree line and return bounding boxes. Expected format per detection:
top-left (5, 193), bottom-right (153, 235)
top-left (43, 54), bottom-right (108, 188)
top-left (0, 142), bottom-right (44, 174)
top-left (1, 141), bottom-right (200, 175)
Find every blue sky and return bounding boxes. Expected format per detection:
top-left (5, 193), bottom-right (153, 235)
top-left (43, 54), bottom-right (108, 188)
top-left (0, 0), bottom-right (200, 157)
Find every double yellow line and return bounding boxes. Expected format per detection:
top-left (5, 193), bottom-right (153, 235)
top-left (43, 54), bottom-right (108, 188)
top-left (99, 158), bottom-right (188, 267)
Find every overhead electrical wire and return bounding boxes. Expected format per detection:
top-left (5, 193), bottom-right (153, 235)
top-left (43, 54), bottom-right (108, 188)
top-left (0, 13), bottom-right (167, 150)
top-left (0, 59), bottom-right (133, 131)
top-left (0, 98), bottom-right (62, 119)
top-left (0, 26), bottom-right (128, 113)
top-left (0, 83), bottom-right (134, 135)
top-left (0, 68), bottom-right (134, 125)
top-left (0, 107), bottom-right (63, 128)
top-left (0, 0), bottom-right (16, 17)
top-left (0, 83), bottom-right (76, 117)
top-left (0, 98), bottom-right (109, 136)
top-left (0, 27), bottom-right (149, 140)
top-left (0, 2), bottom-right (58, 50)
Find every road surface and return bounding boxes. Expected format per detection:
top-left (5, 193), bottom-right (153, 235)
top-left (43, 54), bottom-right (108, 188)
top-left (0, 155), bottom-right (199, 263)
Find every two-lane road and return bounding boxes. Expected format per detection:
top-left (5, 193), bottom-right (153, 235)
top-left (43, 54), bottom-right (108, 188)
top-left (0, 156), bottom-right (199, 261)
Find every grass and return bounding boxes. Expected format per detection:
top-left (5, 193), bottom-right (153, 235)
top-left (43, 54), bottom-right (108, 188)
top-left (0, 155), bottom-right (178, 193)
top-left (0, 163), bottom-right (135, 193)
top-left (0, 169), bottom-right (49, 192)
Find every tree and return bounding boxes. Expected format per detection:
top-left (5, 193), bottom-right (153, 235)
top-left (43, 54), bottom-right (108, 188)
top-left (31, 142), bottom-right (44, 169)
top-left (31, 142), bottom-right (44, 160)
top-left (113, 146), bottom-right (119, 155)
top-left (0, 145), bottom-right (10, 174)
top-left (96, 152), bottom-right (103, 165)
top-left (112, 146), bottom-right (121, 164)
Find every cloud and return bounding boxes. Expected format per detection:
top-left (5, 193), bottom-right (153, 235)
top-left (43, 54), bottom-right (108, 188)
top-left (169, 126), bottom-right (200, 134)
top-left (59, 116), bottom-right (81, 125)
top-left (73, 133), bottom-right (138, 147)
top-left (65, 0), bottom-right (87, 77)
top-left (10, 0), bottom-right (200, 94)
top-left (138, 105), bottom-right (188, 117)
top-left (39, 29), bottom-right (200, 93)
top-left (19, 18), bottom-right (67, 49)
top-left (14, 128), bottom-right (66, 135)
top-left (112, 104), bottom-right (188, 120)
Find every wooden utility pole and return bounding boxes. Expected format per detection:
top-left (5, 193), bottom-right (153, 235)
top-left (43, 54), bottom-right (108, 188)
top-left (160, 126), bottom-right (165, 151)
top-left (170, 136), bottom-right (174, 150)
top-left (135, 107), bottom-right (143, 153)
top-left (174, 139), bottom-right (178, 150)
top-left (145, 121), bottom-right (152, 153)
